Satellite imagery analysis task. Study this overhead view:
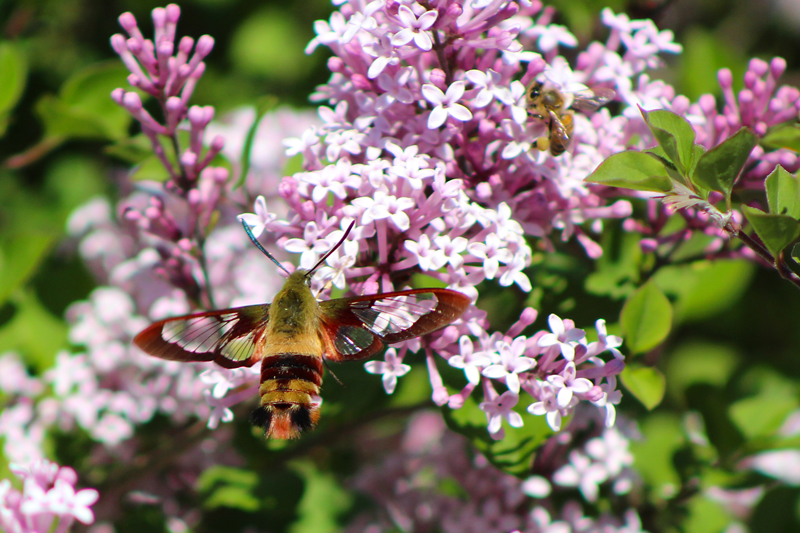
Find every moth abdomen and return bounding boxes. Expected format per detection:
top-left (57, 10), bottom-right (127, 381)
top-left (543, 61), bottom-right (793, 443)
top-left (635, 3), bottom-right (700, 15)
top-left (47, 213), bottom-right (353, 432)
top-left (256, 353), bottom-right (323, 439)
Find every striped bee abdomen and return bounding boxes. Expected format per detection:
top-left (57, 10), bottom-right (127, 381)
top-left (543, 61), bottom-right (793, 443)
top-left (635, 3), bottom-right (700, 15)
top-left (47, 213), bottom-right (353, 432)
top-left (252, 353), bottom-right (324, 439)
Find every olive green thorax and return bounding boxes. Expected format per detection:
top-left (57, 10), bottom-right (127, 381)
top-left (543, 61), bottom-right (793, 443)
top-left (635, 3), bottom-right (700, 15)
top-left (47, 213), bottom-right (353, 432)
top-left (269, 270), bottom-right (318, 334)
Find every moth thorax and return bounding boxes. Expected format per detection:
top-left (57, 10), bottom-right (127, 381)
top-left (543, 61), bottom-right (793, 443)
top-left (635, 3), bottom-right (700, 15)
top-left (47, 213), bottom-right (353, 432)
top-left (253, 354), bottom-right (324, 439)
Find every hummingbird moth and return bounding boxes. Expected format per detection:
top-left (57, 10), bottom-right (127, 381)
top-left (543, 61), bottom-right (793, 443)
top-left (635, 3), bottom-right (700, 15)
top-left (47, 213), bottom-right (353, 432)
top-left (134, 221), bottom-right (471, 439)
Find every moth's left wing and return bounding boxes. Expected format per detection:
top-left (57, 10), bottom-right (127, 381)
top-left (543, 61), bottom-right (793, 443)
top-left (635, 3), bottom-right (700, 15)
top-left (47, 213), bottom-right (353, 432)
top-left (318, 288), bottom-right (470, 362)
top-left (133, 304), bottom-right (271, 369)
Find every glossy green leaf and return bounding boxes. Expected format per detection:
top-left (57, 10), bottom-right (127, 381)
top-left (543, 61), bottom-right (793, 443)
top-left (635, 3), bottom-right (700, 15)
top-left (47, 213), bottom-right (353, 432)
top-left (766, 165), bottom-right (800, 219)
top-left (621, 364), bottom-right (666, 410)
top-left (586, 151), bottom-right (672, 193)
top-left (641, 108), bottom-right (697, 173)
top-left (620, 282), bottom-right (673, 354)
top-left (0, 42), bottom-right (27, 136)
top-left (729, 394), bottom-right (799, 439)
top-left (741, 205), bottom-right (800, 259)
top-left (691, 127), bottom-right (757, 199)
top-left (442, 392), bottom-right (553, 477)
top-left (762, 124), bottom-right (800, 152)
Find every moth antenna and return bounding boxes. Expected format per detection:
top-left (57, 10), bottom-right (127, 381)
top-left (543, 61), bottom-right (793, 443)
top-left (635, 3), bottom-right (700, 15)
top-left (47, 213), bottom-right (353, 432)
top-left (240, 219), bottom-right (290, 275)
top-left (307, 221), bottom-right (356, 278)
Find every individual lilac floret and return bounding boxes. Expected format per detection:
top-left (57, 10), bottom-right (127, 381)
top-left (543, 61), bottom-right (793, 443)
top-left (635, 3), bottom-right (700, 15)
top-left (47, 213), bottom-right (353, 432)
top-left (0, 459), bottom-right (99, 533)
top-left (364, 348), bottom-right (411, 394)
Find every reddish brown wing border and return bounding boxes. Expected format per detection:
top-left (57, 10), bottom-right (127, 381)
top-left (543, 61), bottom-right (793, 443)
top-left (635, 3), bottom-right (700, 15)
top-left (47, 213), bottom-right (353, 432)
top-left (133, 304), bottom-right (270, 369)
top-left (318, 288), bottom-right (471, 362)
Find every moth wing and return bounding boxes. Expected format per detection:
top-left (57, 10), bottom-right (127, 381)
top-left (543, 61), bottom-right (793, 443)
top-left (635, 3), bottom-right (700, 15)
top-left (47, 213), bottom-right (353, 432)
top-left (318, 288), bottom-right (471, 362)
top-left (133, 304), bottom-right (271, 369)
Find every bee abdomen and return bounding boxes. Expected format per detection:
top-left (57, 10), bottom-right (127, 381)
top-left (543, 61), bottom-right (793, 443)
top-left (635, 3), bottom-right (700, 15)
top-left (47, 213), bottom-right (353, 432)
top-left (253, 354), bottom-right (323, 439)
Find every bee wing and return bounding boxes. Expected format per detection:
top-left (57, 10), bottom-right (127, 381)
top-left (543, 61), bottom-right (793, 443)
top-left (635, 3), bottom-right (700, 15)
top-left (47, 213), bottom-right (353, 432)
top-left (570, 87), bottom-right (616, 113)
top-left (318, 288), bottom-right (471, 362)
top-left (133, 304), bottom-right (271, 369)
top-left (547, 109), bottom-right (572, 156)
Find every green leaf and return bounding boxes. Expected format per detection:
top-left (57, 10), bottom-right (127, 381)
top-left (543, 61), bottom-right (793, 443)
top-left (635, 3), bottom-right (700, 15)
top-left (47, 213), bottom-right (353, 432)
top-left (129, 154), bottom-right (173, 182)
top-left (762, 124), bottom-right (800, 152)
top-left (766, 165), bottom-right (800, 219)
top-left (629, 413), bottom-right (683, 501)
top-left (0, 233), bottom-right (54, 307)
top-left (620, 281), bottom-right (673, 354)
top-left (729, 394), bottom-right (799, 439)
top-left (621, 364), bottom-right (666, 410)
top-left (442, 392), bottom-right (554, 477)
top-left (288, 461), bottom-right (352, 533)
top-left (653, 259), bottom-right (754, 323)
top-left (665, 341), bottom-right (741, 403)
top-left (684, 495), bottom-right (730, 533)
top-left (641, 108), bottom-right (697, 173)
top-left (0, 42), bottom-right (27, 136)
top-left (691, 127), bottom-right (758, 199)
top-left (742, 205), bottom-right (800, 259)
top-left (586, 151), bottom-right (673, 193)
top-left (35, 62), bottom-right (133, 146)
top-left (0, 290), bottom-right (66, 370)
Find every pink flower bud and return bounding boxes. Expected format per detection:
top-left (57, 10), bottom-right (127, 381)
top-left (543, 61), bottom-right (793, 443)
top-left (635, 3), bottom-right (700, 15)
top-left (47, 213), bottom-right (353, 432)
top-left (122, 91), bottom-right (143, 111)
top-left (428, 68), bottom-right (446, 89)
top-left (328, 57), bottom-right (345, 73)
top-left (118, 12), bottom-right (137, 32)
top-left (196, 35), bottom-right (215, 58)
top-left (749, 58), bottom-right (769, 76)
top-left (770, 57), bottom-right (787, 79)
top-left (110, 34), bottom-right (128, 54)
top-left (717, 68), bottom-right (733, 88)
top-left (178, 36), bottom-right (194, 55)
top-left (110, 88), bottom-right (125, 105)
top-left (166, 3), bottom-right (181, 23)
top-left (181, 151), bottom-right (197, 168)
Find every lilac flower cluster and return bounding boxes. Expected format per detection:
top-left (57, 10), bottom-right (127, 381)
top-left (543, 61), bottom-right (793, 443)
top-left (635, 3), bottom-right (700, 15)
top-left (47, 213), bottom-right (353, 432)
top-left (344, 410), bottom-right (645, 533)
top-left (0, 459), bottom-right (98, 533)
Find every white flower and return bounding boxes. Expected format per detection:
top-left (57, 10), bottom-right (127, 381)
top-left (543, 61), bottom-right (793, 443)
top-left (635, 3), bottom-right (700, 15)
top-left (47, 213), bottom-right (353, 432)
top-left (552, 450), bottom-right (609, 502)
top-left (364, 348), bottom-right (410, 394)
top-left (237, 196), bottom-right (276, 239)
top-left (482, 337), bottom-right (536, 393)
top-left (479, 390), bottom-right (524, 434)
top-left (448, 336), bottom-right (493, 385)
top-left (422, 82), bottom-right (473, 129)
top-left (538, 314), bottom-right (585, 361)
top-left (391, 6), bottom-right (437, 51)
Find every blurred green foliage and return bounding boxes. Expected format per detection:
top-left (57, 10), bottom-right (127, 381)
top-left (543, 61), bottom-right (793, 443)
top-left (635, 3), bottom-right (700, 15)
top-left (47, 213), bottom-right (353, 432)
top-left (0, 0), bottom-right (800, 531)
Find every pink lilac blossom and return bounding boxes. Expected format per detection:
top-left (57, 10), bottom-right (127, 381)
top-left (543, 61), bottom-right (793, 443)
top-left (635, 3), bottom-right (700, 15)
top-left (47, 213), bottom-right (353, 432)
top-left (345, 410), bottom-right (647, 533)
top-left (0, 459), bottom-right (99, 533)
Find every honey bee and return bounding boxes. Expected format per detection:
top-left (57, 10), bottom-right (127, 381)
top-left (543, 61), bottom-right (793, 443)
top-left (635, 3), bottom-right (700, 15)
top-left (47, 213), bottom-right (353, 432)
top-left (134, 221), bottom-right (470, 439)
top-left (526, 80), bottom-right (615, 156)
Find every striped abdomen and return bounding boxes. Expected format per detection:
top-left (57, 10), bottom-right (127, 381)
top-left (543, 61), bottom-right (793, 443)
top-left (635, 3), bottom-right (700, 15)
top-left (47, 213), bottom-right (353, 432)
top-left (251, 353), bottom-right (323, 439)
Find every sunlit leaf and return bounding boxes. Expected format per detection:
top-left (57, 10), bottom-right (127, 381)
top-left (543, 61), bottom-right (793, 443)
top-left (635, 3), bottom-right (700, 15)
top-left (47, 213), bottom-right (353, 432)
top-left (586, 151), bottom-right (673, 192)
top-left (620, 282), bottom-right (672, 354)
top-left (621, 364), bottom-right (665, 410)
